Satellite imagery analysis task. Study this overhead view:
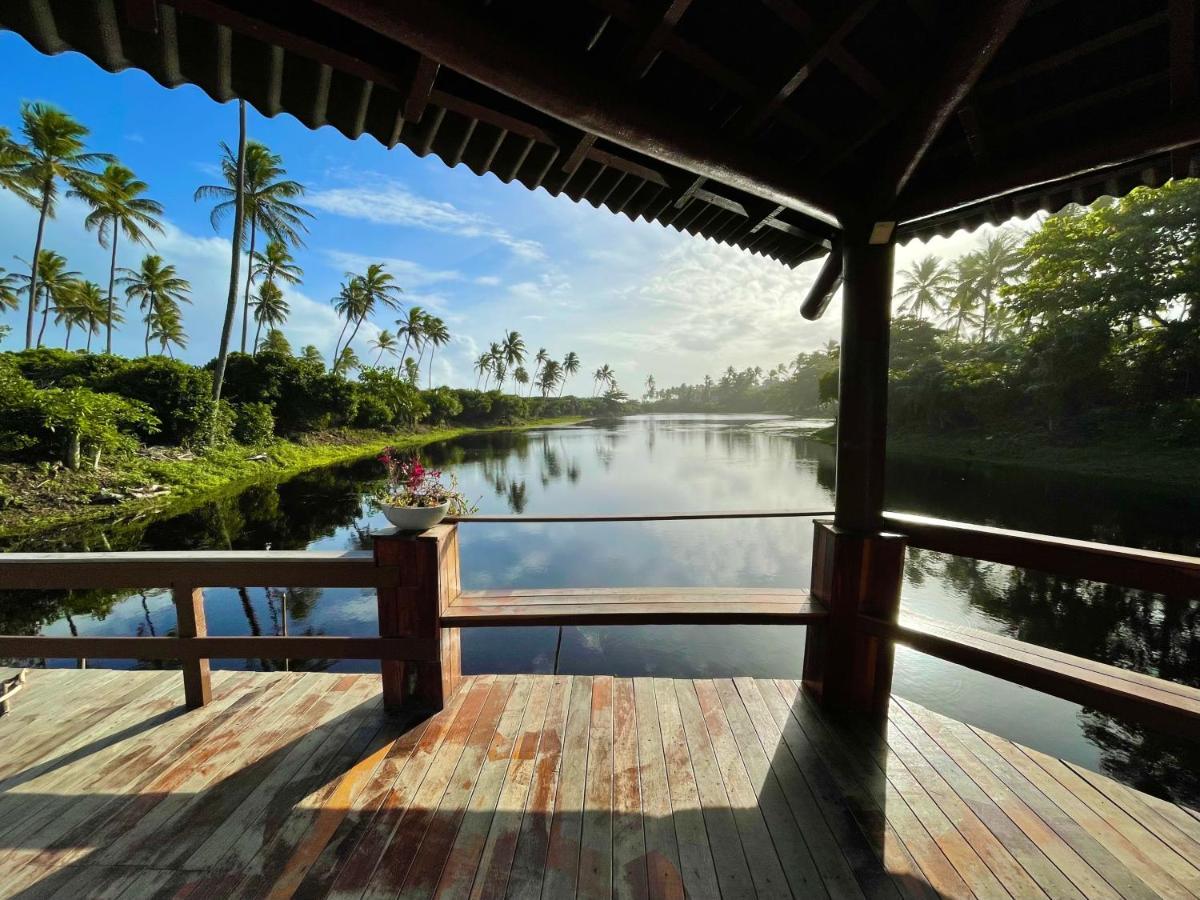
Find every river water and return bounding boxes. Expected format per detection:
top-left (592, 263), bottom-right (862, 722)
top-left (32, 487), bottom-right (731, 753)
top-left (4, 414), bottom-right (1199, 804)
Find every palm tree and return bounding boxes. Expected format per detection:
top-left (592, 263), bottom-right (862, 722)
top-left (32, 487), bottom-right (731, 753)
top-left (943, 269), bottom-right (983, 340)
top-left (422, 315), bottom-right (450, 387)
top-left (368, 329), bottom-right (399, 366)
top-left (957, 232), bottom-right (1025, 342)
top-left (0, 126), bottom-right (32, 195)
top-left (395, 306), bottom-right (426, 372)
top-left (538, 359), bottom-right (563, 397)
top-left (644, 374), bottom-right (657, 400)
top-left (895, 255), bottom-right (955, 320)
top-left (530, 347), bottom-right (550, 397)
top-left (210, 100), bottom-right (248, 404)
top-left (12, 250), bottom-right (79, 347)
top-left (251, 238), bottom-right (302, 292)
top-left (251, 279), bottom-right (289, 353)
top-left (513, 366), bottom-right (529, 394)
top-left (0, 268), bottom-right (22, 314)
top-left (349, 263), bottom-right (402, 365)
top-left (473, 353), bottom-right (492, 389)
top-left (148, 303), bottom-right (188, 357)
top-left (118, 254), bottom-right (191, 357)
top-left (65, 280), bottom-right (112, 352)
top-left (561, 351), bottom-right (580, 396)
top-left (332, 277), bottom-right (366, 364)
top-left (53, 279), bottom-right (92, 349)
top-left (72, 162), bottom-right (164, 353)
top-left (337, 346), bottom-right (361, 375)
top-left (501, 330), bottom-right (526, 391)
top-left (195, 139), bottom-right (312, 353)
top-left (592, 364), bottom-right (615, 396)
top-left (12, 102), bottom-right (110, 349)
top-left (483, 342), bottom-right (504, 390)
top-left (403, 355), bottom-right (420, 384)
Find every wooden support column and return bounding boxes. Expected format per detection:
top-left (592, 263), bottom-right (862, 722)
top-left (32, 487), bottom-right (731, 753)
top-left (173, 584), bottom-right (211, 709)
top-left (803, 225), bottom-right (906, 718)
top-left (373, 524), bottom-right (463, 714)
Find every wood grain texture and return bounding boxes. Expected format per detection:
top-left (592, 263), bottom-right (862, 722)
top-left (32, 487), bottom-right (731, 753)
top-left (1, 670), bottom-right (1198, 899)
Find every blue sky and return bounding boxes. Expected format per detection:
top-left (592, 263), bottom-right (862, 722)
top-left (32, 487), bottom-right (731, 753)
top-left (0, 32), bottom-right (992, 392)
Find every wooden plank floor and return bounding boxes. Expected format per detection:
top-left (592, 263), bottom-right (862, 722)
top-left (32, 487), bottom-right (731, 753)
top-left (1, 670), bottom-right (1198, 898)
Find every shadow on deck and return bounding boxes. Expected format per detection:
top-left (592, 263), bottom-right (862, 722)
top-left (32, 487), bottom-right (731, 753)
top-left (0, 669), bottom-right (1197, 899)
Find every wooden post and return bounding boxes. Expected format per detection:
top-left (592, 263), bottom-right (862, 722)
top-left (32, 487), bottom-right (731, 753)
top-left (803, 224), bottom-right (907, 717)
top-left (373, 523), bottom-right (463, 714)
top-left (173, 584), bottom-right (211, 709)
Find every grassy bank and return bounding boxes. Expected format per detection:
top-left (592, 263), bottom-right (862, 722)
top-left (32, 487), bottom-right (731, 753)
top-left (0, 417), bottom-right (583, 540)
top-left (886, 430), bottom-right (1200, 490)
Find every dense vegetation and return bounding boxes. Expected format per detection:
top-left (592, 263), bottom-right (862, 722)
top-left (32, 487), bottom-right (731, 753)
top-left (644, 180), bottom-right (1200, 450)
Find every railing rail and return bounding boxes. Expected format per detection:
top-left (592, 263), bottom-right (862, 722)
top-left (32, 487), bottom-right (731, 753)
top-left (445, 508), bottom-right (834, 523)
top-left (883, 511), bottom-right (1200, 596)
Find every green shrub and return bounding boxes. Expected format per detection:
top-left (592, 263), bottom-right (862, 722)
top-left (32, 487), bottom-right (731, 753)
top-left (8, 348), bottom-right (127, 388)
top-left (450, 389), bottom-right (493, 423)
top-left (422, 386), bottom-right (463, 424)
top-left (487, 392), bottom-right (528, 424)
top-left (356, 368), bottom-right (428, 427)
top-left (353, 394), bottom-right (394, 429)
top-left (98, 357), bottom-right (216, 445)
top-left (1153, 399), bottom-right (1200, 445)
top-left (233, 401), bottom-right (276, 445)
top-left (214, 351), bottom-right (358, 434)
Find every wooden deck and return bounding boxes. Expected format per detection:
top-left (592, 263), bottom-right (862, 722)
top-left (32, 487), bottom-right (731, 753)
top-left (1, 670), bottom-right (1199, 899)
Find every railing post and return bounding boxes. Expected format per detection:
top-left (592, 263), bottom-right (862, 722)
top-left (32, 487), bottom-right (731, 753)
top-left (173, 583), bottom-right (211, 708)
top-left (802, 520), bottom-right (906, 718)
top-left (373, 523), bottom-right (463, 714)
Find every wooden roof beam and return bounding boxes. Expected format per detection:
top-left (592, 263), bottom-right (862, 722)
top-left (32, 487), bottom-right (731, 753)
top-left (878, 0), bottom-right (1031, 206)
top-left (1170, 0), bottom-right (1198, 177)
top-left (625, 0), bottom-right (695, 79)
top-left (799, 245), bottom-right (843, 321)
top-left (403, 54), bottom-right (440, 124)
top-left (895, 113), bottom-right (1200, 224)
top-left (313, 0), bottom-right (841, 227)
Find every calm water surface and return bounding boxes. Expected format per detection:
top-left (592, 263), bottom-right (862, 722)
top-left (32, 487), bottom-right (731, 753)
top-left (4, 414), bottom-right (1199, 803)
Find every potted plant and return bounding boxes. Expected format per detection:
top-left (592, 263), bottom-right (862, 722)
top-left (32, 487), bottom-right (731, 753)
top-left (371, 450), bottom-right (475, 531)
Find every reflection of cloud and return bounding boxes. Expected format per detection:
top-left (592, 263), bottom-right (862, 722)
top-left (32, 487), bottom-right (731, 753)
top-left (308, 177), bottom-right (545, 260)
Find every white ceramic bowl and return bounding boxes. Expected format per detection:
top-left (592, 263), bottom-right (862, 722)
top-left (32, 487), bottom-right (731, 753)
top-left (381, 500), bottom-right (450, 531)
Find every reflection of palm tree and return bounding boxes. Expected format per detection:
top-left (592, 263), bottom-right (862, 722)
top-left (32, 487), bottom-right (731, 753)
top-left (506, 480), bottom-right (528, 514)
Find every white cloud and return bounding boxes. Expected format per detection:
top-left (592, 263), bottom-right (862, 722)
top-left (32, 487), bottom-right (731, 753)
top-left (324, 249), bottom-right (463, 288)
top-left (474, 275), bottom-right (501, 287)
top-left (307, 178), bottom-right (546, 261)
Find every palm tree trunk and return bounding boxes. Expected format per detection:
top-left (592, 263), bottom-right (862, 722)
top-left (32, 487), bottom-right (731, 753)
top-left (105, 224), bottom-right (119, 354)
top-left (253, 316), bottom-right (263, 355)
top-left (240, 215), bottom-right (258, 354)
top-left (332, 317), bottom-right (350, 365)
top-left (144, 311), bottom-right (152, 357)
top-left (37, 295), bottom-right (51, 347)
top-left (64, 322), bottom-right (72, 350)
top-left (398, 335), bottom-right (412, 376)
top-left (26, 189), bottom-right (51, 349)
top-left (212, 100), bottom-right (248, 404)
top-left (86, 320), bottom-right (94, 353)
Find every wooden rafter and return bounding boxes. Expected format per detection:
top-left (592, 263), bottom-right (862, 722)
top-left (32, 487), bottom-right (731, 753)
top-left (896, 112), bottom-right (1200, 224)
top-left (403, 55), bottom-right (440, 124)
top-left (561, 131), bottom-right (598, 174)
top-left (625, 0), bottom-right (695, 79)
top-left (1169, 0), bottom-right (1198, 177)
top-left (878, 0), bottom-right (1031, 206)
top-left (312, 0), bottom-right (840, 225)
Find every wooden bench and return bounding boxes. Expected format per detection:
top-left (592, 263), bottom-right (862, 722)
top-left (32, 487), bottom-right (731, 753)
top-left (864, 610), bottom-right (1200, 740)
top-left (441, 587), bottom-right (825, 626)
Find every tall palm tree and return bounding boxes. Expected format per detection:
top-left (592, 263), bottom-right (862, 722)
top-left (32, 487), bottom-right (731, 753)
top-left (395, 306), bottom-right (426, 371)
top-left (251, 239), bottom-right (302, 293)
top-left (368, 329), bottom-right (399, 366)
top-left (345, 263), bottom-right (402, 367)
top-left (473, 353), bottom-right (492, 389)
top-left (943, 268), bottom-right (983, 340)
top-left (148, 303), bottom-right (188, 357)
top-left (561, 351), bottom-right (580, 396)
top-left (538, 359), bottom-right (563, 397)
top-left (53, 279), bottom-right (91, 349)
top-left (484, 342), bottom-right (505, 390)
top-left (0, 126), bottom-right (32, 195)
top-left (957, 232), bottom-right (1025, 342)
top-left (592, 364), bottom-right (614, 396)
top-left (210, 100), bottom-right (248, 404)
top-left (118, 254), bottom-right (191, 357)
top-left (332, 277), bottom-right (366, 364)
top-left (12, 102), bottom-right (109, 349)
top-left (337, 346), bottom-right (361, 375)
top-left (65, 280), bottom-right (112, 352)
top-left (895, 255), bottom-right (955, 320)
top-left (251, 279), bottom-right (289, 352)
top-left (530, 347), bottom-right (550, 397)
top-left (422, 315), bottom-right (450, 387)
top-left (12, 250), bottom-right (79, 347)
top-left (501, 330), bottom-right (526, 391)
top-left (72, 162), bottom-right (163, 353)
top-left (195, 139), bottom-right (312, 353)
top-left (513, 366), bottom-right (529, 394)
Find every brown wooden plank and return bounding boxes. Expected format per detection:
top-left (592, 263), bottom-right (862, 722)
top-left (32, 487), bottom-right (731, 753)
top-left (887, 700), bottom-right (1087, 900)
top-left (667, 679), bottom-right (756, 898)
top-left (0, 635), bottom-right (439, 662)
top-left (630, 678), bottom-right (684, 900)
top-left (292, 682), bottom-right (475, 900)
top-left (692, 678), bottom-right (812, 897)
top-left (443, 598), bottom-right (822, 627)
top-left (433, 676), bottom-right (545, 898)
top-left (537, 675), bottom-right (593, 900)
top-left (577, 676), bottom-right (614, 900)
top-left (1068, 761), bottom-right (1200, 859)
top-left (610, 678), bottom-right (648, 900)
top-left (758, 680), bottom-right (939, 900)
top-left (394, 677), bottom-right (518, 898)
top-left (348, 675), bottom-right (499, 899)
top-left (921, 707), bottom-right (1159, 900)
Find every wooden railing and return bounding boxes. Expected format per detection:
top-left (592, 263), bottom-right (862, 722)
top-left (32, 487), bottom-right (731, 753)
top-left (2, 512), bottom-right (1198, 742)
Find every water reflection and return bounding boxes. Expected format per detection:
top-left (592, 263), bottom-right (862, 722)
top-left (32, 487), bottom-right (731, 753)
top-left (2, 414), bottom-right (1198, 805)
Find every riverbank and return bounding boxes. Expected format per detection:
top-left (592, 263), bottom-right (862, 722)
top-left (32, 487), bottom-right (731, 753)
top-left (0, 417), bottom-right (583, 540)
top-left (887, 430), bottom-right (1200, 490)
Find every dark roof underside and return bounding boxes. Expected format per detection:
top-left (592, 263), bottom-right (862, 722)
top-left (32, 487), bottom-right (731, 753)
top-left (3, 0), bottom-right (1197, 265)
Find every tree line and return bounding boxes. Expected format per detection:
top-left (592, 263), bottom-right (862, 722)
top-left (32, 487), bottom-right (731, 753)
top-left (641, 178), bottom-right (1200, 447)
